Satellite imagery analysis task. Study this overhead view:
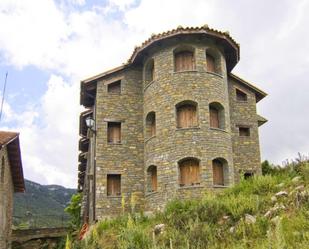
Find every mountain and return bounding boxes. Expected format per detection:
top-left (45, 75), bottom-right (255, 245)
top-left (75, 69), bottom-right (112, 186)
top-left (13, 179), bottom-right (76, 228)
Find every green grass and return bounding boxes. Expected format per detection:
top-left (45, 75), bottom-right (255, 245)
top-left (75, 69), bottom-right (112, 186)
top-left (72, 161), bottom-right (309, 249)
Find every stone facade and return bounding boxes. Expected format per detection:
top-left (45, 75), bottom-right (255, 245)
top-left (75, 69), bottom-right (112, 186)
top-left (0, 146), bottom-right (14, 249)
top-left (0, 131), bottom-right (25, 249)
top-left (78, 26), bottom-right (267, 221)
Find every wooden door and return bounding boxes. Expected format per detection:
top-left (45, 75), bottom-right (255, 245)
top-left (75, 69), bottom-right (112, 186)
top-left (213, 160), bottom-right (224, 185)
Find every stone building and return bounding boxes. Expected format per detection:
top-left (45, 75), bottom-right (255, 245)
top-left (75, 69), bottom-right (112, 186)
top-left (78, 25), bottom-right (267, 222)
top-left (0, 131), bottom-right (25, 249)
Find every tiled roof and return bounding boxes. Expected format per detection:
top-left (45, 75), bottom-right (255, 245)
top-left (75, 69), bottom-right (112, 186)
top-left (0, 131), bottom-right (25, 192)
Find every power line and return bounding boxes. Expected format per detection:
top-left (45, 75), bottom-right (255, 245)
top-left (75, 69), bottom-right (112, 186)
top-left (0, 72), bottom-right (8, 123)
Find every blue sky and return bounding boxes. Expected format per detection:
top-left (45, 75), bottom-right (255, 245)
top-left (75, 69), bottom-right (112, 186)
top-left (0, 0), bottom-right (308, 188)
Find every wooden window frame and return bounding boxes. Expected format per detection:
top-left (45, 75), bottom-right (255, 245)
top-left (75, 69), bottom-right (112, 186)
top-left (236, 89), bottom-right (248, 102)
top-left (107, 174), bottom-right (121, 196)
top-left (179, 159), bottom-right (200, 187)
top-left (174, 50), bottom-right (195, 72)
top-left (107, 122), bottom-right (122, 144)
top-left (176, 102), bottom-right (198, 129)
top-left (147, 166), bottom-right (157, 192)
top-left (107, 80), bottom-right (121, 94)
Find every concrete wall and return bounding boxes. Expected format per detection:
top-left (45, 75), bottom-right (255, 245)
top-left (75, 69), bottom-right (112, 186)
top-left (0, 146), bottom-right (14, 249)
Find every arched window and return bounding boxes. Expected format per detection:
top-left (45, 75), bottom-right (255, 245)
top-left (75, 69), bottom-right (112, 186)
top-left (212, 158), bottom-right (228, 186)
top-left (179, 158), bottom-right (200, 186)
top-left (176, 101), bottom-right (198, 128)
top-left (206, 49), bottom-right (221, 74)
top-left (147, 165), bottom-right (157, 192)
top-left (146, 112), bottom-right (156, 138)
top-left (206, 54), bottom-right (216, 73)
top-left (144, 59), bottom-right (155, 84)
top-left (209, 102), bottom-right (225, 129)
top-left (1, 157), bottom-right (5, 183)
top-left (174, 47), bottom-right (195, 72)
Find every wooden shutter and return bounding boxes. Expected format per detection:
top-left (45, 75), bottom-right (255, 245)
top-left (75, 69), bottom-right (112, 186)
top-left (180, 159), bottom-right (199, 186)
top-left (175, 51), bottom-right (194, 72)
top-left (108, 123), bottom-right (121, 143)
top-left (213, 161), bottom-right (224, 185)
top-left (206, 54), bottom-right (216, 73)
top-left (108, 81), bottom-right (121, 94)
top-left (151, 168), bottom-right (157, 191)
top-left (107, 175), bottom-right (121, 196)
top-left (210, 107), bottom-right (219, 128)
top-left (177, 105), bottom-right (197, 128)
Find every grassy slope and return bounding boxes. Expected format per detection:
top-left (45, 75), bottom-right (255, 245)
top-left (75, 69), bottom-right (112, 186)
top-left (74, 162), bottom-right (309, 249)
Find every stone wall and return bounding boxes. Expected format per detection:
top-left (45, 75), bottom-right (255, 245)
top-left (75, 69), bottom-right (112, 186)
top-left (228, 77), bottom-right (262, 182)
top-left (95, 68), bottom-right (144, 218)
top-left (0, 146), bottom-right (14, 249)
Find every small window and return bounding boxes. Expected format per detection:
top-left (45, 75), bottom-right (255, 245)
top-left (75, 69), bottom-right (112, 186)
top-left (107, 122), bottom-right (121, 143)
top-left (244, 172), bottom-right (254, 179)
top-left (147, 166), bottom-right (157, 192)
top-left (146, 112), bottom-right (156, 138)
top-left (212, 159), bottom-right (224, 185)
top-left (179, 158), bottom-right (200, 186)
top-left (209, 102), bottom-right (225, 129)
top-left (236, 89), bottom-right (247, 101)
top-left (176, 102), bottom-right (197, 128)
top-left (107, 174), bottom-right (121, 196)
top-left (0, 157), bottom-right (4, 183)
top-left (206, 54), bottom-right (216, 73)
top-left (174, 51), bottom-right (195, 72)
top-left (239, 127), bottom-right (250, 137)
top-left (145, 59), bottom-right (155, 84)
top-left (108, 80), bottom-right (121, 94)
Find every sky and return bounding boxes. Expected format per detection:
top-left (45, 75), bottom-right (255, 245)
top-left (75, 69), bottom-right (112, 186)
top-left (0, 0), bottom-right (308, 188)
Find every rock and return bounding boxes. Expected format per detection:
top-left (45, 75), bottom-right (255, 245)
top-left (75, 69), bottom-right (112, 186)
top-left (154, 224), bottom-right (165, 235)
top-left (271, 216), bottom-right (280, 224)
top-left (275, 191), bottom-right (288, 197)
top-left (276, 183), bottom-right (285, 188)
top-left (292, 176), bottom-right (302, 183)
top-left (295, 185), bottom-right (305, 191)
top-left (229, 226), bottom-right (235, 234)
top-left (245, 214), bottom-right (256, 224)
top-left (273, 203), bottom-right (286, 211)
top-left (144, 211), bottom-right (154, 218)
top-left (264, 210), bottom-right (272, 218)
top-left (271, 196), bottom-right (277, 202)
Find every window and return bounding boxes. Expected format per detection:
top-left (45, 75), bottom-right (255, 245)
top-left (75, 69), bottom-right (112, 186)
top-left (239, 127), bottom-right (250, 137)
top-left (144, 59), bottom-right (155, 84)
top-left (107, 174), bottom-right (121, 196)
top-left (212, 159), bottom-right (224, 185)
top-left (146, 112), bottom-right (156, 138)
top-left (108, 80), bottom-right (121, 94)
top-left (147, 166), bottom-right (157, 192)
top-left (244, 172), bottom-right (254, 179)
top-left (107, 122), bottom-right (121, 143)
top-left (179, 158), bottom-right (200, 186)
top-left (236, 89), bottom-right (247, 102)
top-left (206, 54), bottom-right (216, 73)
top-left (0, 157), bottom-right (4, 183)
top-left (174, 51), bottom-right (195, 72)
top-left (176, 102), bottom-right (197, 128)
top-left (209, 102), bottom-right (225, 129)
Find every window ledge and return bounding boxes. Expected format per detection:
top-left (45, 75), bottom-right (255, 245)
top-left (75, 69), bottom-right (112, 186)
top-left (107, 195), bottom-right (122, 198)
top-left (145, 135), bottom-right (156, 143)
top-left (173, 70), bottom-right (198, 74)
top-left (107, 142), bottom-right (123, 145)
top-left (176, 126), bottom-right (200, 131)
top-left (178, 184), bottom-right (204, 190)
top-left (236, 100), bottom-right (248, 103)
top-left (206, 71), bottom-right (223, 78)
top-left (209, 127), bottom-right (227, 133)
top-left (144, 80), bottom-right (155, 92)
top-left (108, 93), bottom-right (122, 96)
top-left (145, 191), bottom-right (158, 197)
top-left (213, 185), bottom-right (229, 188)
